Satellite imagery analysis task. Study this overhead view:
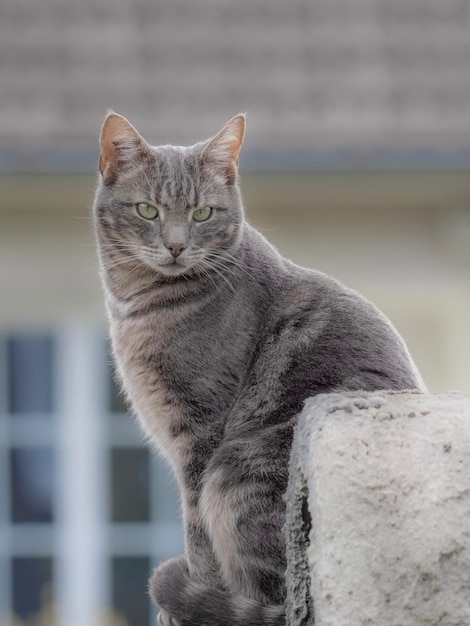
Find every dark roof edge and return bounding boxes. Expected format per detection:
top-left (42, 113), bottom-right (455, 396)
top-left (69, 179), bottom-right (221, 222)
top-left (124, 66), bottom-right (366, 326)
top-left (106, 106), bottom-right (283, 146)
top-left (2, 137), bottom-right (470, 173)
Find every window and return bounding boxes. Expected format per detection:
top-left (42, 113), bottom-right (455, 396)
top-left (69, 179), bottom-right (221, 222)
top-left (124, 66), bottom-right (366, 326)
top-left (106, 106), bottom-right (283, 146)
top-left (7, 335), bottom-right (55, 415)
top-left (108, 351), bottom-right (128, 414)
top-left (111, 448), bottom-right (150, 523)
top-left (0, 334), bottom-right (57, 624)
top-left (112, 557), bottom-right (151, 626)
top-left (0, 330), bottom-right (183, 626)
top-left (11, 557), bottom-right (54, 622)
top-left (10, 447), bottom-right (55, 523)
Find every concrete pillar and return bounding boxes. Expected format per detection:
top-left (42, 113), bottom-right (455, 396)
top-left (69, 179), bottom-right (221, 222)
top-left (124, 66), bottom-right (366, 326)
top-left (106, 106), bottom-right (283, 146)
top-left (286, 391), bottom-right (470, 626)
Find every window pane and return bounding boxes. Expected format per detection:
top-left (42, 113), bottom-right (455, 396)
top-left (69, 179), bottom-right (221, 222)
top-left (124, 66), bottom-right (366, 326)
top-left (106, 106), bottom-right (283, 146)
top-left (112, 557), bottom-right (150, 626)
top-left (107, 350), bottom-right (128, 414)
top-left (11, 557), bottom-right (54, 621)
top-left (111, 448), bottom-right (150, 522)
top-left (109, 371), bottom-right (128, 413)
top-left (8, 336), bottom-right (55, 414)
top-left (153, 457), bottom-right (180, 524)
top-left (0, 337), bottom-right (7, 412)
top-left (0, 448), bottom-right (6, 524)
top-left (10, 448), bottom-right (55, 523)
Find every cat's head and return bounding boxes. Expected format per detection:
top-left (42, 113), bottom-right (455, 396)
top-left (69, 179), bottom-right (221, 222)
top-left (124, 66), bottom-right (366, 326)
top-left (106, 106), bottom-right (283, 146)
top-left (94, 113), bottom-right (246, 278)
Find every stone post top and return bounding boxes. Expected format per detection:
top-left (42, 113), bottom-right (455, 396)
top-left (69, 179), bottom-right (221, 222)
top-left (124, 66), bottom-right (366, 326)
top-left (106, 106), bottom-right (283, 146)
top-left (302, 389), bottom-right (470, 422)
top-left (287, 390), bottom-right (470, 626)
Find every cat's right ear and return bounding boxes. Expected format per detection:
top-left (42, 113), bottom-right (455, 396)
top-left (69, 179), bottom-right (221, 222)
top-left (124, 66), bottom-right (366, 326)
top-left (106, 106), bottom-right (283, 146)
top-left (99, 112), bottom-right (151, 183)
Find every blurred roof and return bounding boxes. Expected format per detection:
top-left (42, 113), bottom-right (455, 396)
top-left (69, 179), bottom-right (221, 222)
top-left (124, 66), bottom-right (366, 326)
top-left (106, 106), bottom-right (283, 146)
top-left (2, 0), bottom-right (470, 171)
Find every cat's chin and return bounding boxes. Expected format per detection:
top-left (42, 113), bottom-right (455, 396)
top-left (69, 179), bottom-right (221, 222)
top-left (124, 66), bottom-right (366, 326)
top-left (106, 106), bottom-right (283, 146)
top-left (153, 262), bottom-right (191, 278)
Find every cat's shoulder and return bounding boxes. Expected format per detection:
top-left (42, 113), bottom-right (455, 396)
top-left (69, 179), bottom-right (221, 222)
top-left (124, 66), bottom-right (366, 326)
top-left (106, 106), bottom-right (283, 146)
top-left (281, 262), bottom-right (361, 304)
top-left (280, 262), bottom-right (392, 330)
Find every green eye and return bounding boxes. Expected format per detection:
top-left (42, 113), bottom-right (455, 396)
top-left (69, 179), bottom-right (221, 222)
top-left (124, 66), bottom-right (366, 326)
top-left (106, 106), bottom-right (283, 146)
top-left (193, 206), bottom-right (213, 222)
top-left (136, 202), bottom-right (159, 220)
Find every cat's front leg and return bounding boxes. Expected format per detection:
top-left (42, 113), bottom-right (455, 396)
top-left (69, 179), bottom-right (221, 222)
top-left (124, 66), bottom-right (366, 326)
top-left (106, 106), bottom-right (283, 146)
top-left (180, 490), bottom-right (225, 586)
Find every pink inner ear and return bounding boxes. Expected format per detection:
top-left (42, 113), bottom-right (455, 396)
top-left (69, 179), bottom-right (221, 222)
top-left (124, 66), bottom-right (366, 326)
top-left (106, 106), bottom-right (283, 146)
top-left (99, 113), bottom-right (148, 177)
top-left (202, 115), bottom-right (246, 173)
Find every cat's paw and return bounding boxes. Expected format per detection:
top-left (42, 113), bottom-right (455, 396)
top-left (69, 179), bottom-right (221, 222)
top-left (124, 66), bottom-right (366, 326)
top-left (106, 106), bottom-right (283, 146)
top-left (150, 555), bottom-right (190, 617)
top-left (157, 609), bottom-right (180, 626)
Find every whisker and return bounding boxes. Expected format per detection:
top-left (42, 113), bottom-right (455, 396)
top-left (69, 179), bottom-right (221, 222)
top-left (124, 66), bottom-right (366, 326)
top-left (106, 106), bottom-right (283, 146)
top-left (205, 251), bottom-right (256, 281)
top-left (203, 256), bottom-right (253, 284)
top-left (98, 259), bottom-right (145, 283)
top-left (194, 265), bottom-right (222, 292)
top-left (211, 251), bottom-right (253, 273)
top-left (199, 260), bottom-right (237, 294)
top-left (99, 256), bottom-right (143, 270)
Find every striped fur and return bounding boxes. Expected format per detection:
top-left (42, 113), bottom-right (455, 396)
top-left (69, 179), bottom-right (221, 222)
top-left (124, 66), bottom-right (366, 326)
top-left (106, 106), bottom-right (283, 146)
top-left (94, 113), bottom-right (426, 626)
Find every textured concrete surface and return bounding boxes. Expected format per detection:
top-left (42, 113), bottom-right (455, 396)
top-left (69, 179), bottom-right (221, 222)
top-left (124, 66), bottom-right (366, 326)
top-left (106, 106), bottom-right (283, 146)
top-left (286, 391), bottom-right (470, 626)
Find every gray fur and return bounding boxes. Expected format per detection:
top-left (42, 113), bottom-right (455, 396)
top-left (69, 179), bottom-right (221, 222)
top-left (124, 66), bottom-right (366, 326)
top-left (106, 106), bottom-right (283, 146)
top-left (93, 113), bottom-right (426, 626)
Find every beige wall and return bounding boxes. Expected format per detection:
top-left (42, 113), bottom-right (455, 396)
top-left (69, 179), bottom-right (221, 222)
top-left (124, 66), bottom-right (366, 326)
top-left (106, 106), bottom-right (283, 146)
top-left (1, 171), bottom-right (469, 392)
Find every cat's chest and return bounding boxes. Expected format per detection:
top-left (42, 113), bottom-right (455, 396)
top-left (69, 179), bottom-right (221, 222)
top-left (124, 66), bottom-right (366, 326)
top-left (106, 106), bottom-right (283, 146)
top-left (111, 316), bottom-right (191, 462)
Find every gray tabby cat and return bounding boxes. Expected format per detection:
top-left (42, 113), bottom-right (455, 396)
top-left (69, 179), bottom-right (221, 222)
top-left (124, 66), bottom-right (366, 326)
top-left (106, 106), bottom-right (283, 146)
top-left (94, 112), bottom-right (426, 626)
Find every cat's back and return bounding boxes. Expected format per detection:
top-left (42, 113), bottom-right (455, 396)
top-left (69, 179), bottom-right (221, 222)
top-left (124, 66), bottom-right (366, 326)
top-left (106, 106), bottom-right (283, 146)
top-left (251, 248), bottom-right (426, 395)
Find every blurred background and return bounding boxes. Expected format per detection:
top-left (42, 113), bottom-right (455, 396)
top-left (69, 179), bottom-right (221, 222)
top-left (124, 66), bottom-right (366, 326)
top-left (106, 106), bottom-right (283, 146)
top-left (1, 0), bottom-right (470, 624)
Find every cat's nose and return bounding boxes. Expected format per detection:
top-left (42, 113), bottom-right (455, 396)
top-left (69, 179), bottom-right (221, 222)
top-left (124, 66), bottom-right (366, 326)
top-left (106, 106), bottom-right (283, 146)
top-left (166, 243), bottom-right (186, 258)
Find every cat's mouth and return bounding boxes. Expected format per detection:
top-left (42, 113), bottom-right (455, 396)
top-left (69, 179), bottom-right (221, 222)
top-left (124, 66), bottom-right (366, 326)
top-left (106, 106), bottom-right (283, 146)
top-left (140, 254), bottom-right (192, 277)
top-left (156, 262), bottom-right (189, 277)
top-left (138, 248), bottom-right (206, 279)
top-left (133, 246), bottom-right (177, 273)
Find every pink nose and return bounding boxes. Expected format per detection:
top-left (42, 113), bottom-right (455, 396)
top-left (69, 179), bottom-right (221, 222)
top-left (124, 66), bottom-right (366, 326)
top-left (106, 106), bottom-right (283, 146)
top-left (166, 243), bottom-right (186, 258)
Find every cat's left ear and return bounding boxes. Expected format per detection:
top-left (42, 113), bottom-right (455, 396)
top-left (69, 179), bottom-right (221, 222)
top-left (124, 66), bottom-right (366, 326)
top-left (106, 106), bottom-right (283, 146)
top-left (200, 114), bottom-right (246, 181)
top-left (99, 112), bottom-right (151, 183)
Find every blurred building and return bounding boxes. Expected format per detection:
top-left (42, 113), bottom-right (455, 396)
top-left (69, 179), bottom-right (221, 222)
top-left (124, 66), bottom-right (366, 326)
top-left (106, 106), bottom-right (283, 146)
top-left (1, 1), bottom-right (470, 625)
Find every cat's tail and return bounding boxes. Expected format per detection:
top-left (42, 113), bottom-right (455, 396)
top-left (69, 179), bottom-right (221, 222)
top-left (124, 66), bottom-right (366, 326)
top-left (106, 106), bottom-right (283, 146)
top-left (150, 556), bottom-right (285, 626)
